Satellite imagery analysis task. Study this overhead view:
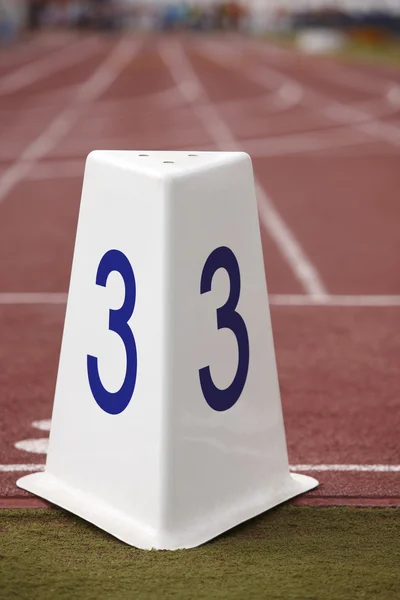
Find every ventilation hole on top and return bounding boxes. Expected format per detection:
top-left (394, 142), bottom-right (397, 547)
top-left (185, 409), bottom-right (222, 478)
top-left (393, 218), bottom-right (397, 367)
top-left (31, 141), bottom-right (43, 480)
top-left (139, 154), bottom-right (149, 157)
top-left (163, 161), bottom-right (174, 164)
top-left (188, 154), bottom-right (198, 157)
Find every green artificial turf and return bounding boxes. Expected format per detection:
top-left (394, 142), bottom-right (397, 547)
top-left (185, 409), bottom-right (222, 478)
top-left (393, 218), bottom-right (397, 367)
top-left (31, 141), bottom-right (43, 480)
top-left (1, 506), bottom-right (399, 599)
top-left (334, 40), bottom-right (400, 65)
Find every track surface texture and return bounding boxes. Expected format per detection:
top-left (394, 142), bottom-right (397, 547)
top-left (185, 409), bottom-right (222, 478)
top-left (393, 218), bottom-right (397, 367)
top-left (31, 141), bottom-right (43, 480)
top-left (0, 32), bottom-right (399, 508)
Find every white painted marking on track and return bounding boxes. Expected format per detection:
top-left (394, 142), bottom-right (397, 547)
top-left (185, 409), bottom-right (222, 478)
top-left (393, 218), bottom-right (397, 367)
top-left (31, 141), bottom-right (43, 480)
top-left (27, 127), bottom-right (392, 175)
top-left (1, 463), bottom-right (399, 473)
top-left (14, 439), bottom-right (49, 454)
top-left (291, 464), bottom-right (400, 473)
top-left (239, 128), bottom-right (370, 158)
top-left (32, 420), bottom-right (51, 432)
top-left (387, 85), bottom-right (400, 106)
top-left (358, 120), bottom-right (400, 146)
top-left (255, 186), bottom-right (328, 298)
top-left (254, 37), bottom-right (399, 102)
top-left (0, 37), bottom-right (100, 96)
top-left (196, 41), bottom-right (303, 113)
top-left (0, 464), bottom-right (45, 472)
top-left (322, 94), bottom-right (400, 124)
top-left (243, 38), bottom-right (400, 149)
top-left (197, 40), bottom-right (400, 156)
top-left (0, 38), bottom-right (140, 208)
top-left (0, 293), bottom-right (67, 304)
top-left (323, 104), bottom-right (367, 124)
top-left (14, 421), bottom-right (51, 455)
top-left (310, 62), bottom-right (392, 96)
top-left (270, 294), bottom-right (400, 307)
top-left (311, 144), bottom-right (400, 159)
top-left (278, 82), bottom-right (303, 104)
top-left (160, 40), bottom-right (327, 299)
top-left (2, 293), bottom-right (400, 307)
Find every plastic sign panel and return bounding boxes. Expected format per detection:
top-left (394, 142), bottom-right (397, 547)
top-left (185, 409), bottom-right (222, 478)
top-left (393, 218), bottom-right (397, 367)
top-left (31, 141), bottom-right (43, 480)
top-left (18, 151), bottom-right (318, 550)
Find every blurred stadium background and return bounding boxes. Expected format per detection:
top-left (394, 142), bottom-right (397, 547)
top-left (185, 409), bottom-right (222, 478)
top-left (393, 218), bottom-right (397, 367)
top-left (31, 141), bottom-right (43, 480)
top-left (0, 1), bottom-right (400, 48)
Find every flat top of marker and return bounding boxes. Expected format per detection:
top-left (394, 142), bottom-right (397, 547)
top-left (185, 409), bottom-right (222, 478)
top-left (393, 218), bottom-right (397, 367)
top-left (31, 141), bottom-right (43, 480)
top-left (87, 150), bottom-right (249, 178)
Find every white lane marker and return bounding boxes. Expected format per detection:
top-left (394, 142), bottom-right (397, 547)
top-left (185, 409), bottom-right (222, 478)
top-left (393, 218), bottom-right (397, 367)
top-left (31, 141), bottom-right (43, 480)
top-left (196, 41), bottom-right (303, 112)
top-left (0, 38), bottom-right (140, 208)
top-left (197, 41), bottom-right (400, 153)
top-left (309, 62), bottom-right (392, 96)
top-left (358, 119), bottom-right (400, 146)
top-left (269, 294), bottom-right (400, 307)
top-left (0, 293), bottom-right (67, 304)
top-left (258, 39), bottom-right (400, 109)
top-left (0, 464), bottom-right (45, 472)
top-left (14, 420), bottom-right (51, 455)
top-left (0, 37), bottom-right (100, 96)
top-left (244, 38), bottom-right (400, 149)
top-left (291, 464), bottom-right (400, 473)
top-left (312, 145), bottom-right (400, 159)
top-left (323, 104), bottom-right (368, 124)
top-left (256, 185), bottom-right (328, 298)
top-left (14, 439), bottom-right (49, 454)
top-left (1, 463), bottom-right (399, 473)
top-left (387, 85), bottom-right (400, 106)
top-left (32, 420), bottom-right (51, 432)
top-left (238, 128), bottom-right (370, 158)
top-left (1, 293), bottom-right (400, 307)
top-left (279, 82), bottom-right (303, 104)
top-left (160, 40), bottom-right (328, 299)
top-left (24, 128), bottom-right (387, 179)
top-left (335, 94), bottom-right (400, 122)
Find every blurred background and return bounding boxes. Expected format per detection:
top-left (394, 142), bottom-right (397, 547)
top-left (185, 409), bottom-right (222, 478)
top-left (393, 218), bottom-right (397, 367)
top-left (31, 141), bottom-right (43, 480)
top-left (0, 1), bottom-right (400, 53)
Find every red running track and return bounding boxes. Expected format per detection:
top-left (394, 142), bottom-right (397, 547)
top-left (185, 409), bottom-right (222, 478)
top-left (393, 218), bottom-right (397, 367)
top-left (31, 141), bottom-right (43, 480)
top-left (0, 32), bottom-right (399, 508)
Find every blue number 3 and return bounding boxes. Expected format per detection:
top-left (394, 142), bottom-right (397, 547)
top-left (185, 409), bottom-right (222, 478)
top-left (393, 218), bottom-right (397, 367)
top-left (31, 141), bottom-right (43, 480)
top-left (199, 246), bottom-right (250, 412)
top-left (87, 249), bottom-right (137, 415)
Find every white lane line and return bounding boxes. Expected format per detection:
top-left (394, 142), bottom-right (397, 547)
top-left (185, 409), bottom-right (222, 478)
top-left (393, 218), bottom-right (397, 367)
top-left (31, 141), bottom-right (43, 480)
top-left (270, 294), bottom-right (400, 307)
top-left (238, 128), bottom-right (370, 158)
top-left (0, 38), bottom-right (139, 209)
top-left (291, 465), bottom-right (400, 473)
top-left (324, 94), bottom-right (400, 122)
top-left (1, 463), bottom-right (399, 473)
top-left (196, 42), bottom-right (400, 154)
top-left (0, 464), bottom-right (45, 472)
top-left (196, 40), bottom-right (304, 113)
top-left (311, 145), bottom-right (400, 159)
top-left (309, 62), bottom-right (392, 96)
top-left (14, 439), bottom-right (49, 454)
top-left (24, 130), bottom-right (386, 180)
top-left (244, 39), bottom-right (400, 149)
top-left (14, 421), bottom-right (51, 455)
top-left (0, 293), bottom-right (67, 304)
top-left (261, 39), bottom-right (400, 104)
top-left (32, 420), bottom-right (51, 432)
top-left (387, 85), bottom-right (400, 106)
top-left (0, 37), bottom-right (100, 96)
top-left (160, 40), bottom-right (328, 299)
top-left (255, 186), bottom-right (328, 298)
top-left (1, 293), bottom-right (400, 307)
